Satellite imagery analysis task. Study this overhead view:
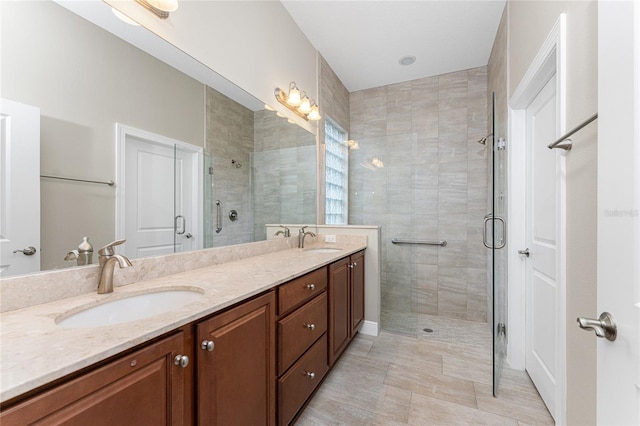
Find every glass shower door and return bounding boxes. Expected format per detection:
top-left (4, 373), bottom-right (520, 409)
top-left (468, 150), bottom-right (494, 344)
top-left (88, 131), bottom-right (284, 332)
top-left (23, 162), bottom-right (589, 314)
top-left (490, 92), bottom-right (508, 396)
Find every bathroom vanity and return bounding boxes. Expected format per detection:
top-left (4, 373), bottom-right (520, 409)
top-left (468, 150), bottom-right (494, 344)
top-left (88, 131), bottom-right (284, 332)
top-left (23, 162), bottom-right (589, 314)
top-left (0, 243), bottom-right (366, 425)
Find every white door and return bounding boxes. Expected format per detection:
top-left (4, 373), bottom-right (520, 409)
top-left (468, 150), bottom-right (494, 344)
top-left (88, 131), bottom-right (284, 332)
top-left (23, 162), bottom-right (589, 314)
top-left (595, 1), bottom-right (640, 424)
top-left (0, 99), bottom-right (41, 277)
top-left (117, 125), bottom-right (201, 259)
top-left (524, 74), bottom-right (560, 419)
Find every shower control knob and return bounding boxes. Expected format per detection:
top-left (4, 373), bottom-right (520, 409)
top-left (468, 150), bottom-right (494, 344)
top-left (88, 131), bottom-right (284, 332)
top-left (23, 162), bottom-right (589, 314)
top-left (201, 340), bottom-right (215, 352)
top-left (174, 354), bottom-right (189, 368)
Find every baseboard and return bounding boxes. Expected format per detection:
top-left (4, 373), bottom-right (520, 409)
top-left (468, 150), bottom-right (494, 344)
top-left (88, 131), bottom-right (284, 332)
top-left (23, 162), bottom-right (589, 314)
top-left (359, 320), bottom-right (378, 336)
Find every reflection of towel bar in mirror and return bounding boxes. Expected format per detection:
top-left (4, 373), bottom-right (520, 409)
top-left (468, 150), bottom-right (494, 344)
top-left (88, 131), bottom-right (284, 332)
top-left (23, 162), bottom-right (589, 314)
top-left (391, 238), bottom-right (447, 247)
top-left (41, 175), bottom-right (114, 186)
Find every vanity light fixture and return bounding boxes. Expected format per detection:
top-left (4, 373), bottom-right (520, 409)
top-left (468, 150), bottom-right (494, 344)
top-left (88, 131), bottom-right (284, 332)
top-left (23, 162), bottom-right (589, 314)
top-left (275, 82), bottom-right (321, 121)
top-left (135, 0), bottom-right (178, 19)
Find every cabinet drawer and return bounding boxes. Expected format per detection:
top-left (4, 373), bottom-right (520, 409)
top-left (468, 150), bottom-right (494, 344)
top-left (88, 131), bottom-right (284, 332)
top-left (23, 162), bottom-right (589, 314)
top-left (278, 267), bottom-right (327, 315)
top-left (278, 334), bottom-right (328, 426)
top-left (278, 292), bottom-right (327, 375)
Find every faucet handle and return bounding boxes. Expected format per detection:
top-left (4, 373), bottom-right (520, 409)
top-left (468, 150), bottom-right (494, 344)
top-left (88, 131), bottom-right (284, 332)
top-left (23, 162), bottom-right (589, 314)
top-left (299, 226), bottom-right (308, 233)
top-left (99, 239), bottom-right (126, 256)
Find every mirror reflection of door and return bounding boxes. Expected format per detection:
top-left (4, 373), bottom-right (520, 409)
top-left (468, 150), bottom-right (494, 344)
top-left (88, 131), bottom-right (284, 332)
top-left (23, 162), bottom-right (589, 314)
top-left (0, 99), bottom-right (41, 277)
top-left (116, 124), bottom-right (202, 259)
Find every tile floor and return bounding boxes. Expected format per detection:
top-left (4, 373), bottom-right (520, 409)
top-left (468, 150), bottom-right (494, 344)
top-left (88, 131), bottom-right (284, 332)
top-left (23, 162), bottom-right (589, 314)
top-left (296, 314), bottom-right (554, 425)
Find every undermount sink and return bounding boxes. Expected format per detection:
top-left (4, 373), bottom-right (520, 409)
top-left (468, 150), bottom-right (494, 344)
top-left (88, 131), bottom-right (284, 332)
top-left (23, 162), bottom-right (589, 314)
top-left (55, 288), bottom-right (204, 328)
top-left (304, 247), bottom-right (342, 254)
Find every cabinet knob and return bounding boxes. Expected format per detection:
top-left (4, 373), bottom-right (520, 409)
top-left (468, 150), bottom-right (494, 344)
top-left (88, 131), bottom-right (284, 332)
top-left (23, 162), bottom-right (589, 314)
top-left (304, 371), bottom-right (315, 379)
top-left (352, 262), bottom-right (357, 267)
top-left (348, 263), bottom-right (354, 269)
top-left (306, 283), bottom-right (315, 291)
top-left (304, 323), bottom-right (315, 331)
top-left (174, 354), bottom-right (189, 368)
top-left (201, 340), bottom-right (215, 352)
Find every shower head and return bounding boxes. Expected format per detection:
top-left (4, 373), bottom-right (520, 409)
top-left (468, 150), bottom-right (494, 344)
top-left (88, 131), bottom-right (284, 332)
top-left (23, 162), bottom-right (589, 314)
top-left (477, 133), bottom-right (493, 145)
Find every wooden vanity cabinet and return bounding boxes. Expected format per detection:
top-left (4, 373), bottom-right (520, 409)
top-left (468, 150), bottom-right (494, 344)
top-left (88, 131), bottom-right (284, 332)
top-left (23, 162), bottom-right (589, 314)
top-left (276, 267), bottom-right (329, 425)
top-left (328, 250), bottom-right (365, 367)
top-left (195, 290), bottom-right (276, 426)
top-left (0, 330), bottom-right (192, 426)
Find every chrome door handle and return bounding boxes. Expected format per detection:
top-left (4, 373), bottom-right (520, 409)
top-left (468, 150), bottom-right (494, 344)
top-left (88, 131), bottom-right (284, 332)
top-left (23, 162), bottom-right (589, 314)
top-left (13, 246), bottom-right (37, 256)
top-left (577, 312), bottom-right (617, 341)
top-left (518, 248), bottom-right (530, 257)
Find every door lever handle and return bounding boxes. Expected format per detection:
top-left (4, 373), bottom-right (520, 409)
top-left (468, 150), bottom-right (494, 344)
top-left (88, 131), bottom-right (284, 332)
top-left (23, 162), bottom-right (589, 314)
top-left (517, 248), bottom-right (530, 257)
top-left (577, 312), bottom-right (617, 341)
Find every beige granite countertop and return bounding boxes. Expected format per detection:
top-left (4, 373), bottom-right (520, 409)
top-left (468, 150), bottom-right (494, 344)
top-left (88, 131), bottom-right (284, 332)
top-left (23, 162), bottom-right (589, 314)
top-left (0, 241), bottom-right (366, 403)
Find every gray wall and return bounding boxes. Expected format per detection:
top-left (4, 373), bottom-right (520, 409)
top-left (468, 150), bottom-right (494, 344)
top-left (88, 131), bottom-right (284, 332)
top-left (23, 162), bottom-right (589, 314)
top-left (0, 1), bottom-right (205, 270)
top-left (349, 67), bottom-right (488, 324)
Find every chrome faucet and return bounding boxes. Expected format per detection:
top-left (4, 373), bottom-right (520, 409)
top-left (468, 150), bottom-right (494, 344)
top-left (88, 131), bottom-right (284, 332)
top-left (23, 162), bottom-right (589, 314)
top-left (274, 225), bottom-right (291, 238)
top-left (298, 226), bottom-right (316, 249)
top-left (97, 239), bottom-right (132, 294)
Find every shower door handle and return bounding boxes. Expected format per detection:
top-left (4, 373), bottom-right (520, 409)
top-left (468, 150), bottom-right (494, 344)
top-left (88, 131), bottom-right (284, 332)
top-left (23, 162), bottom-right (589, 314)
top-left (483, 214), bottom-right (506, 249)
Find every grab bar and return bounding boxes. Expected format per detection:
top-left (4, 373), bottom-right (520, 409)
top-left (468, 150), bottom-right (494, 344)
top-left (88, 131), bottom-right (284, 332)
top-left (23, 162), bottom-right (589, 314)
top-left (215, 200), bottom-right (222, 234)
top-left (391, 239), bottom-right (447, 247)
top-left (548, 113), bottom-right (598, 151)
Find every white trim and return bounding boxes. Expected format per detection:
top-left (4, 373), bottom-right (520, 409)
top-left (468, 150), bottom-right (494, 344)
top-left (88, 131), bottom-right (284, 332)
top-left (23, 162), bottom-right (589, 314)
top-left (508, 14), bottom-right (567, 425)
top-left (359, 320), bottom-right (378, 337)
top-left (115, 123), bottom-right (203, 252)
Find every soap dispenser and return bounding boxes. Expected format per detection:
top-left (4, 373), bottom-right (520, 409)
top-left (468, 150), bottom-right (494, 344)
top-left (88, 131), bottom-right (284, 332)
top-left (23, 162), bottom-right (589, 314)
top-left (77, 236), bottom-right (93, 265)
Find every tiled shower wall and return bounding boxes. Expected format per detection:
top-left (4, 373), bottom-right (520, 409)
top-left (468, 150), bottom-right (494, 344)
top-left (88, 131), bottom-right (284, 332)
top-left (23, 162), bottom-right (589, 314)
top-left (205, 87), bottom-right (255, 248)
top-left (349, 67), bottom-right (489, 323)
top-left (252, 110), bottom-right (316, 241)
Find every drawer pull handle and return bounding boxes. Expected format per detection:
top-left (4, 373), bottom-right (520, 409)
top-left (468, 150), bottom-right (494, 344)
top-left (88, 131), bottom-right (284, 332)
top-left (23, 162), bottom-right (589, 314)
top-left (174, 354), bottom-right (189, 368)
top-left (304, 323), bottom-right (316, 331)
top-left (304, 371), bottom-right (315, 379)
top-left (306, 283), bottom-right (315, 290)
top-left (201, 340), bottom-right (215, 352)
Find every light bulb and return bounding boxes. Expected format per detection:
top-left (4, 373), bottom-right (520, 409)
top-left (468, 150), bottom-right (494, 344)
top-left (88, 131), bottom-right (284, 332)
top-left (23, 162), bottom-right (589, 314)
top-left (148, 0), bottom-right (178, 12)
top-left (298, 94), bottom-right (311, 114)
top-left (308, 103), bottom-right (321, 121)
top-left (286, 83), bottom-right (301, 106)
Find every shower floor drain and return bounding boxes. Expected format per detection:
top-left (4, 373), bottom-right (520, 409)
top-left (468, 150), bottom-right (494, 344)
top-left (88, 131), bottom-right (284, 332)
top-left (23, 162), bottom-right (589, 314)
top-left (423, 328), bottom-right (434, 333)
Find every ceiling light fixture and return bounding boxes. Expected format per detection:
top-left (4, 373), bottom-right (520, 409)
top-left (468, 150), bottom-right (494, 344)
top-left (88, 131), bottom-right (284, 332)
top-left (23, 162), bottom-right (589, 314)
top-left (399, 55), bottom-right (416, 66)
top-left (135, 0), bottom-right (178, 19)
top-left (275, 82), bottom-right (321, 121)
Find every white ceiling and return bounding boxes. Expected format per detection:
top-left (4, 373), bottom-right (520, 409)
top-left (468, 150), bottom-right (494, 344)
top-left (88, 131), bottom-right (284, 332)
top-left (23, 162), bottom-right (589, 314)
top-left (282, 0), bottom-right (506, 92)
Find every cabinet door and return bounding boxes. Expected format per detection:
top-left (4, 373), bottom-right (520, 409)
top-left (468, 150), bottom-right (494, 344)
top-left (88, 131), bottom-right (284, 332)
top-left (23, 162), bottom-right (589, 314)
top-left (1, 332), bottom-right (189, 425)
top-left (328, 257), bottom-right (350, 367)
top-left (196, 291), bottom-right (276, 426)
top-left (350, 251), bottom-right (365, 337)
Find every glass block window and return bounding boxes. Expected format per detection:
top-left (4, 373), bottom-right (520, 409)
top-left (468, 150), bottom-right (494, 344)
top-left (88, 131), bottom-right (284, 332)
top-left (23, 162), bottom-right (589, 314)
top-left (325, 118), bottom-right (348, 224)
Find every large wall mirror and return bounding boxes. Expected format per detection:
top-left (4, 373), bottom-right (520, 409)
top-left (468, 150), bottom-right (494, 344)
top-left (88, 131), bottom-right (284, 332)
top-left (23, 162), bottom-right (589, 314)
top-left (0, 0), bottom-right (316, 278)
